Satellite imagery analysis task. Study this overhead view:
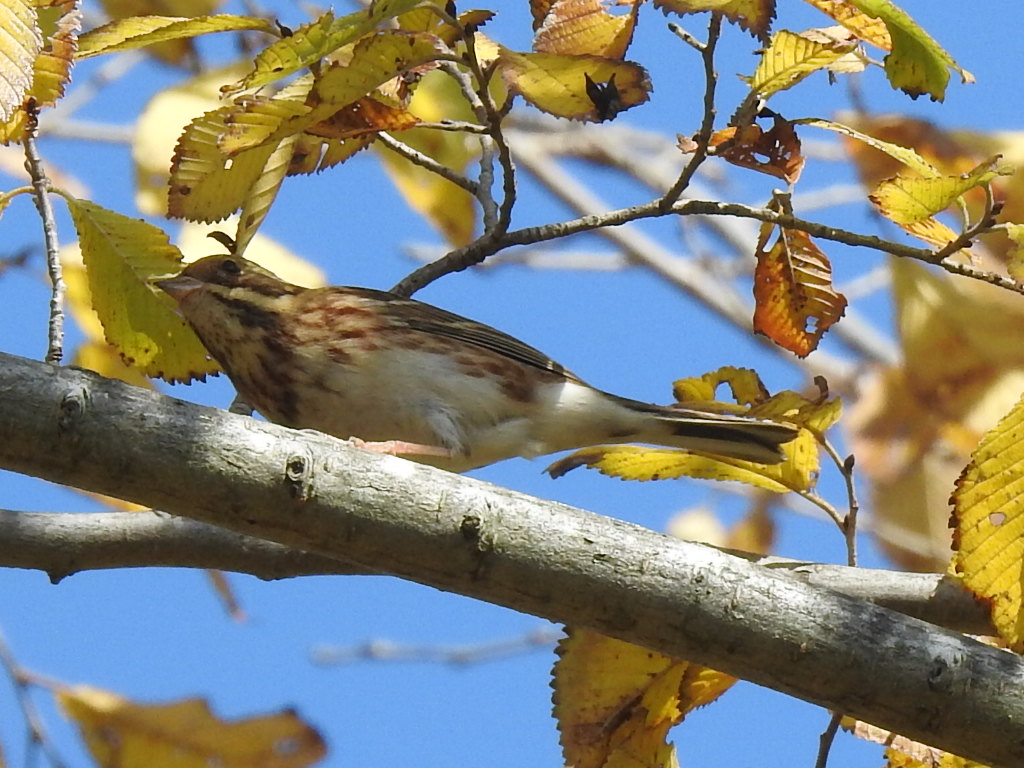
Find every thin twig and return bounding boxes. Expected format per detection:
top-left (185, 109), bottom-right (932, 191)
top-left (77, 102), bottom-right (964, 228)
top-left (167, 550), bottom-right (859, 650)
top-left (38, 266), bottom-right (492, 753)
top-left (821, 438), bottom-right (860, 566)
top-left (377, 132), bottom-right (479, 195)
top-left (662, 13), bottom-right (722, 208)
top-left (395, 186), bottom-right (1019, 298)
top-left (934, 182), bottom-right (999, 261)
top-left (815, 711), bottom-right (844, 768)
top-left (310, 626), bottom-right (563, 666)
top-left (23, 101), bottom-right (65, 365)
top-left (465, 57), bottom-right (516, 236)
top-left (0, 631), bottom-right (67, 768)
top-left (415, 119), bottom-right (490, 134)
top-left (667, 22), bottom-right (705, 51)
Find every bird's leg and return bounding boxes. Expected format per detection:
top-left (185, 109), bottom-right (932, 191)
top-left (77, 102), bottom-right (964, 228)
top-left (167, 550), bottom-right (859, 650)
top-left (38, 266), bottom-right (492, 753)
top-left (345, 437), bottom-right (454, 459)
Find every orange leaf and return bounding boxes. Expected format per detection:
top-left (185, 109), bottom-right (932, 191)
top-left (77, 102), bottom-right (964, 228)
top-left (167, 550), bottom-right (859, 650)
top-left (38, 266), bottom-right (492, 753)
top-left (701, 115), bottom-right (805, 184)
top-left (753, 222), bottom-right (847, 357)
top-left (533, 0), bottom-right (640, 59)
top-left (653, 0), bottom-right (775, 39)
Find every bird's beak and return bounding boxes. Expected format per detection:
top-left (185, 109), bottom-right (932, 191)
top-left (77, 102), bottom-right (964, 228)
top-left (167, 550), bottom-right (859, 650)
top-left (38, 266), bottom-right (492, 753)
top-left (154, 275), bottom-right (203, 301)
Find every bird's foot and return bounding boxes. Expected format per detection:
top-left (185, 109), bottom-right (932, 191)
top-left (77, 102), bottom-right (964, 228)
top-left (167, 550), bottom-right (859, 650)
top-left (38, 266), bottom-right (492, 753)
top-left (346, 437), bottom-right (453, 459)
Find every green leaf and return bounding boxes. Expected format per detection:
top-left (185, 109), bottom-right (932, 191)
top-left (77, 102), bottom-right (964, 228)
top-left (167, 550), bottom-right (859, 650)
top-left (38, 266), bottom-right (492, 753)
top-left (76, 14), bottom-right (274, 59)
top-left (65, 199), bottom-right (218, 382)
top-left (869, 156), bottom-right (1012, 225)
top-left (749, 29), bottom-right (857, 99)
top-left (228, 0), bottom-right (440, 94)
top-left (847, 0), bottom-right (973, 101)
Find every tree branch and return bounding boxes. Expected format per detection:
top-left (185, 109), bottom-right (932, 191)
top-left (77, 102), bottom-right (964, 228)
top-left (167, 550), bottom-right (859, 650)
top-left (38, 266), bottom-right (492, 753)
top-left (0, 351), bottom-right (1020, 767)
top-left (393, 192), bottom-right (1022, 299)
top-left (0, 509), bottom-right (993, 635)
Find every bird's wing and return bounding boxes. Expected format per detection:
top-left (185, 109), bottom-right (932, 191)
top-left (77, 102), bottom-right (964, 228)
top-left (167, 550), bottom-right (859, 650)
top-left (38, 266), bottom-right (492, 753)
top-left (343, 286), bottom-right (582, 381)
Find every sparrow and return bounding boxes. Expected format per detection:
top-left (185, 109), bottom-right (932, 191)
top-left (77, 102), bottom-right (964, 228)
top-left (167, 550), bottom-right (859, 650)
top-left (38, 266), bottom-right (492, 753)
top-left (155, 255), bottom-right (798, 472)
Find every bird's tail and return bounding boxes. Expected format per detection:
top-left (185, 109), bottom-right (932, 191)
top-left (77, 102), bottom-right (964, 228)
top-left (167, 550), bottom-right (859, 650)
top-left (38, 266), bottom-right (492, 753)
top-left (611, 395), bottom-right (800, 464)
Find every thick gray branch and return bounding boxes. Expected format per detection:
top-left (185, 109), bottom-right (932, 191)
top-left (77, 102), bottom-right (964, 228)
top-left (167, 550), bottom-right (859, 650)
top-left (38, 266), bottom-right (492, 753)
top-left (0, 351), bottom-right (1021, 767)
top-left (0, 510), bottom-right (353, 581)
top-left (0, 511), bottom-right (992, 636)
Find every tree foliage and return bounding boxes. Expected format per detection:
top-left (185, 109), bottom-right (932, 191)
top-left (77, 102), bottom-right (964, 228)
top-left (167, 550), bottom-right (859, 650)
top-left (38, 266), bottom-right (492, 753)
top-left (1, 1), bottom-right (1023, 767)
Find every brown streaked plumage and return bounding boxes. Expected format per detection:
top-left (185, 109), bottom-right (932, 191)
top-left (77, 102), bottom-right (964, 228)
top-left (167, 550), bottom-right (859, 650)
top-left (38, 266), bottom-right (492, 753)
top-left (156, 255), bottom-right (799, 473)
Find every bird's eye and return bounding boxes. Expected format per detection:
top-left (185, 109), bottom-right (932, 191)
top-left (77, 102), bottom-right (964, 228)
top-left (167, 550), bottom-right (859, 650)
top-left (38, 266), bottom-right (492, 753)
top-left (219, 258), bottom-right (241, 275)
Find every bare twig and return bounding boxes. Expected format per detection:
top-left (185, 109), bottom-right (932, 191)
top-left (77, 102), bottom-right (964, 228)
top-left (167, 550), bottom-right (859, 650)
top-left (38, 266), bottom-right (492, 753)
top-left (662, 13), bottom-right (722, 208)
top-left (395, 186), bottom-right (1018, 298)
top-left (0, 631), bottom-right (67, 768)
top-left (310, 626), bottom-right (562, 666)
top-left (377, 132), bottom-right (479, 195)
top-left (934, 182), bottom-right (999, 261)
top-left (23, 101), bottom-right (65, 365)
top-left (667, 22), bottom-right (705, 52)
top-left (815, 711), bottom-right (844, 768)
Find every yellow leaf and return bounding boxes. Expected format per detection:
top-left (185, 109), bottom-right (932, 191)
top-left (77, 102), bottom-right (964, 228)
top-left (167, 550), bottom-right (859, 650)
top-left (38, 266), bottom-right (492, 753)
top-left (848, 259), bottom-right (1024, 570)
top-left (533, 0), bottom-right (639, 59)
top-left (846, 0), bottom-right (972, 101)
top-left (1006, 223), bottom-right (1024, 284)
top-left (671, 365), bottom-right (770, 407)
top-left (62, 244), bottom-right (153, 389)
top-left (797, 117), bottom-right (940, 177)
top-left (58, 685), bottom-right (325, 768)
top-left (0, 0), bottom-right (41, 122)
top-left (553, 629), bottom-right (735, 768)
top-left (800, 0), bottom-right (891, 50)
top-left (29, 0), bottom-right (79, 108)
top-left (168, 105), bottom-right (281, 223)
top-left (951, 391), bottom-right (1024, 651)
top-left (220, 31), bottom-right (442, 156)
top-left (65, 199), bottom-right (218, 382)
top-left (498, 49), bottom-right (650, 121)
top-left (748, 28), bottom-right (857, 99)
top-left (133, 63), bottom-right (250, 216)
top-left (547, 435), bottom-right (820, 491)
top-left (0, 0), bottom-right (80, 141)
top-left (752, 222), bottom-right (847, 358)
top-left (77, 14), bottom-right (273, 58)
top-left (232, 133), bottom-right (297, 255)
top-left (653, 0), bottom-right (774, 38)
top-left (376, 69), bottom-right (479, 245)
top-left (218, 80), bottom-right (313, 155)
top-left (228, 1), bottom-right (436, 94)
top-left (747, 389), bottom-right (842, 436)
top-left (99, 0), bottom-right (222, 65)
top-left (869, 156), bottom-right (1011, 225)
top-left (547, 366), bottom-right (836, 490)
top-left (289, 133), bottom-right (375, 175)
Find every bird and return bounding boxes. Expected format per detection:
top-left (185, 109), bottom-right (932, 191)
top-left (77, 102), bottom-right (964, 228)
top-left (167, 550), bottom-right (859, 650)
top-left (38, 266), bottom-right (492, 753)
top-left (155, 255), bottom-right (798, 473)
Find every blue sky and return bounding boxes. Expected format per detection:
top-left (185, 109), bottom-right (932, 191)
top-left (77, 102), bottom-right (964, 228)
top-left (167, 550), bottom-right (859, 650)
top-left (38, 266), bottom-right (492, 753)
top-left (1, 2), bottom-right (1020, 766)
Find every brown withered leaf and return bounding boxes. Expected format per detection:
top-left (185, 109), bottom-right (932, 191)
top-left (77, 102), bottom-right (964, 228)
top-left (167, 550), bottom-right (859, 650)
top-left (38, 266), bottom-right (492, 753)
top-left (752, 217), bottom-right (847, 357)
top-left (305, 97), bottom-right (419, 139)
top-left (699, 114), bottom-right (805, 184)
top-left (289, 134), bottom-right (375, 175)
top-left (533, 0), bottom-right (640, 60)
top-left (801, 0), bottom-right (891, 50)
top-left (653, 0), bottom-right (775, 40)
